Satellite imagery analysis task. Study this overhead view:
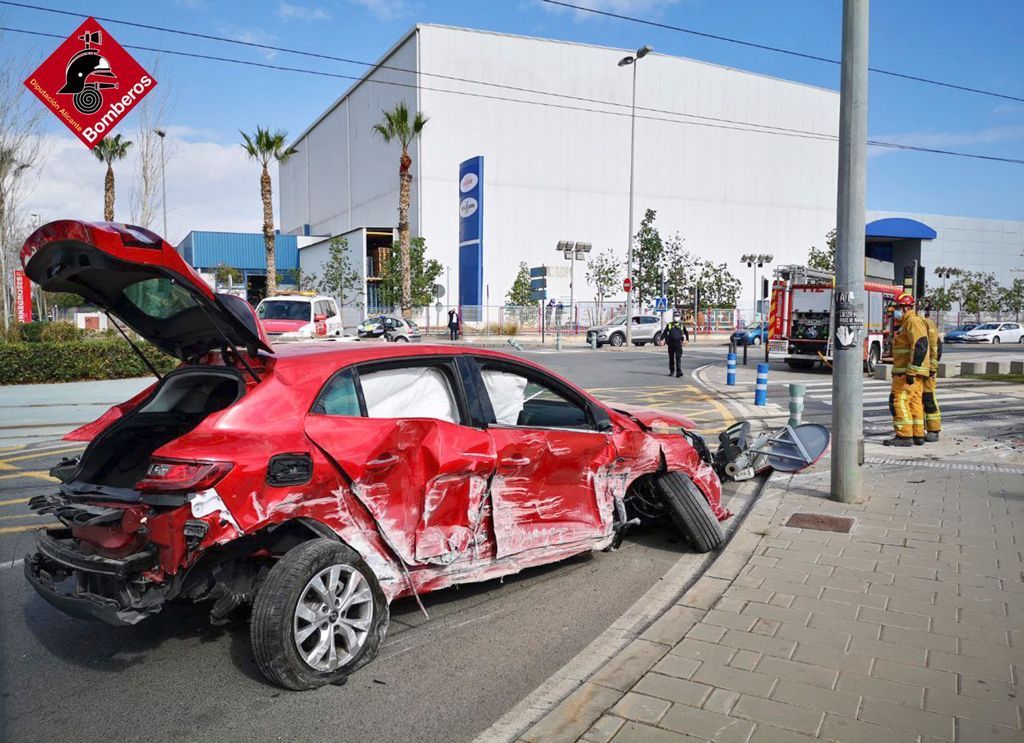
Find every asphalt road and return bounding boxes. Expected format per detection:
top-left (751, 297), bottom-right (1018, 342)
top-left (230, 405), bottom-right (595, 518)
top-left (0, 347), bottom-right (736, 743)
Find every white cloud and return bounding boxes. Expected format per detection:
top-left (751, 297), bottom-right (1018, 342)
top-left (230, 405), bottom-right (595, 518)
top-left (535, 0), bottom-right (683, 19)
top-left (869, 125), bottom-right (1024, 157)
top-left (276, 2), bottom-right (331, 21)
top-left (347, 0), bottom-right (413, 21)
top-left (219, 26), bottom-right (279, 61)
top-left (21, 131), bottom-right (272, 247)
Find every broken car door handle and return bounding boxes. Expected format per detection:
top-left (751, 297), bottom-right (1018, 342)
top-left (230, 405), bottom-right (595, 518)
top-left (366, 454), bottom-right (400, 471)
top-left (500, 455), bottom-right (531, 468)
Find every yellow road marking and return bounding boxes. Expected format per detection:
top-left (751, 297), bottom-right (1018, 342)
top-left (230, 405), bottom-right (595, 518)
top-left (0, 513), bottom-right (48, 522)
top-left (0, 498), bottom-right (30, 507)
top-left (0, 471), bottom-right (55, 482)
top-left (0, 446), bottom-right (82, 465)
top-left (0, 522), bottom-right (57, 535)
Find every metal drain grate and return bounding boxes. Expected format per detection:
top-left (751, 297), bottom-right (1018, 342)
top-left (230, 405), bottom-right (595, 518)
top-left (865, 458), bottom-right (1024, 476)
top-left (785, 513), bottom-right (854, 533)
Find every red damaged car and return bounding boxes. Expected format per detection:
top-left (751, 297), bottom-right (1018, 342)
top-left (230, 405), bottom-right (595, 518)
top-left (21, 220), bottom-right (729, 690)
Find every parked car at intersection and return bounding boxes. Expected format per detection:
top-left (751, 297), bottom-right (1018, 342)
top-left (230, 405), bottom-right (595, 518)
top-left (730, 322), bottom-right (768, 346)
top-left (357, 314), bottom-right (421, 342)
top-left (256, 293), bottom-right (343, 338)
top-left (586, 314), bottom-right (663, 347)
top-left (19, 220), bottom-right (729, 691)
top-left (943, 323), bottom-right (977, 343)
top-left (964, 322), bottom-right (1024, 344)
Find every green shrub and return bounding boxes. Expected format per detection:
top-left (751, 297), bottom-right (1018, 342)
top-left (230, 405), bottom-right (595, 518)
top-left (7, 321), bottom-right (48, 343)
top-left (0, 340), bottom-right (179, 384)
top-left (40, 322), bottom-right (85, 343)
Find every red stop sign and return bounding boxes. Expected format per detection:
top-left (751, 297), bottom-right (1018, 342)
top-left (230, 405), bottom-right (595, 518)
top-left (623, 277), bottom-right (633, 293)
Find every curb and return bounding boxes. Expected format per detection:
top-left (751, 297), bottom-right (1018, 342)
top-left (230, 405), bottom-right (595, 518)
top-left (478, 472), bottom-right (780, 743)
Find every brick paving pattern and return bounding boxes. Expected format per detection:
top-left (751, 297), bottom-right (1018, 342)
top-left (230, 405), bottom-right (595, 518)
top-left (521, 459), bottom-right (1024, 743)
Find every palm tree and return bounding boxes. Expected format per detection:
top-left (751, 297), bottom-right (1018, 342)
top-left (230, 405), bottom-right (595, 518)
top-left (92, 134), bottom-right (132, 222)
top-left (240, 127), bottom-right (298, 296)
top-left (372, 102), bottom-right (428, 317)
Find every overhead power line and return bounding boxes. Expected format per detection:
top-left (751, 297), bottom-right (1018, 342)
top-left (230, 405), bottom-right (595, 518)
top-left (541, 0), bottom-right (1024, 104)
top-left (3, 25), bottom-right (1022, 166)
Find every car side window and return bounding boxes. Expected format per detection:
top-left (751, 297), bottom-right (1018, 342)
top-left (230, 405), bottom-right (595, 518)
top-left (360, 366), bottom-right (460, 423)
top-left (324, 301), bottom-right (338, 318)
top-left (480, 366), bottom-right (590, 430)
top-left (313, 369), bottom-right (361, 416)
top-left (641, 316), bottom-right (658, 324)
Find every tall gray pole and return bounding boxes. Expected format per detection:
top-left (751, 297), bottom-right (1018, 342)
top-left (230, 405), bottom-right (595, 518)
top-left (160, 135), bottom-right (168, 238)
top-left (625, 60), bottom-right (638, 345)
top-left (831, 0), bottom-right (869, 503)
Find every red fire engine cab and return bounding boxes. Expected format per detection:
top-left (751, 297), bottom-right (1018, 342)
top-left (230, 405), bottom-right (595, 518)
top-left (767, 264), bottom-right (902, 373)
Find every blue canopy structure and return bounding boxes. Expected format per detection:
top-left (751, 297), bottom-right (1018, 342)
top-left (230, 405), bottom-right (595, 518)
top-left (865, 218), bottom-right (937, 241)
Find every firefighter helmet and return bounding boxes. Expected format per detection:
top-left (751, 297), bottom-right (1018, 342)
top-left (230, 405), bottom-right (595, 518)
top-left (58, 47), bottom-right (116, 95)
top-left (895, 292), bottom-right (916, 307)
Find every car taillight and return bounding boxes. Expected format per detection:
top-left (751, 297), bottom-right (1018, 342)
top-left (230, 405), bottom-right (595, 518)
top-left (135, 459), bottom-right (233, 493)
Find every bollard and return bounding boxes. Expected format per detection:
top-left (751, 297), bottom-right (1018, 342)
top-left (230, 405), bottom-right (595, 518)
top-left (788, 383), bottom-right (805, 426)
top-left (727, 352), bottom-right (736, 385)
top-left (555, 323), bottom-right (562, 351)
top-left (742, 342), bottom-right (748, 366)
top-left (755, 363), bottom-right (769, 406)
top-left (590, 333), bottom-right (598, 350)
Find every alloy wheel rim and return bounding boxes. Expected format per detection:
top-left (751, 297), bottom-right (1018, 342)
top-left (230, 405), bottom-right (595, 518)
top-left (293, 564), bottom-right (373, 672)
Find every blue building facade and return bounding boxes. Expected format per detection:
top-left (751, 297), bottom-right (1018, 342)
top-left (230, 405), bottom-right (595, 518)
top-left (177, 231), bottom-right (304, 302)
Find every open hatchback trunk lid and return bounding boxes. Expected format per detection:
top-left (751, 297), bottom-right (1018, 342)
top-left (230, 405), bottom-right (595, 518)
top-left (22, 220), bottom-right (272, 361)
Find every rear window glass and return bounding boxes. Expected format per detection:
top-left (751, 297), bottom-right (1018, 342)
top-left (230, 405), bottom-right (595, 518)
top-left (317, 370), bottom-right (360, 417)
top-left (258, 301), bottom-right (311, 321)
top-left (123, 278), bottom-right (198, 319)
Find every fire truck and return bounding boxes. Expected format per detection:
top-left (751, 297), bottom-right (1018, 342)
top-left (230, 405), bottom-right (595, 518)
top-left (766, 264), bottom-right (902, 373)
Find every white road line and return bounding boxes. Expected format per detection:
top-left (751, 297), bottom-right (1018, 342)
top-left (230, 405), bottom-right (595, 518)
top-left (0, 558), bottom-right (24, 571)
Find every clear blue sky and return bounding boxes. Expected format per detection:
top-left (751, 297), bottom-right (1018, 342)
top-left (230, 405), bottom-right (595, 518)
top-left (6, 0), bottom-right (1023, 221)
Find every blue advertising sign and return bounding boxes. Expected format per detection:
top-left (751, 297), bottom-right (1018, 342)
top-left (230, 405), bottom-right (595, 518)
top-left (458, 156), bottom-right (484, 316)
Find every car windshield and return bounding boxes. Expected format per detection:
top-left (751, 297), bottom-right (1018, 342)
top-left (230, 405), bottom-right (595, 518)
top-left (974, 323), bottom-right (998, 330)
top-left (744, 322), bottom-right (762, 330)
top-left (952, 325), bottom-right (975, 332)
top-left (257, 300), bottom-right (310, 321)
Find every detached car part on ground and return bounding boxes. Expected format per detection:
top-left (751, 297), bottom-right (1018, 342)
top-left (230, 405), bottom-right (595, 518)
top-left (19, 221), bottom-right (731, 691)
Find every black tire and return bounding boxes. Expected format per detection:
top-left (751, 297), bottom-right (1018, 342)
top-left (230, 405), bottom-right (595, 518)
top-left (786, 358), bottom-right (816, 371)
top-left (753, 336), bottom-right (762, 346)
top-left (653, 472), bottom-right (724, 553)
top-left (251, 538), bottom-right (388, 690)
top-left (992, 336), bottom-right (1000, 344)
top-left (396, 336), bottom-right (410, 343)
top-left (866, 343), bottom-right (880, 374)
top-left (609, 333), bottom-right (625, 347)
top-left (652, 331), bottom-right (663, 346)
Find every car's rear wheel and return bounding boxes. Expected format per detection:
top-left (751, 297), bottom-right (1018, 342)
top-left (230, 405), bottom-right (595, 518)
top-left (395, 336), bottom-right (409, 342)
top-left (251, 539), bottom-right (388, 690)
top-left (753, 335), bottom-right (762, 345)
top-left (653, 472), bottom-right (724, 553)
top-left (652, 331), bottom-right (663, 346)
top-left (609, 333), bottom-right (625, 347)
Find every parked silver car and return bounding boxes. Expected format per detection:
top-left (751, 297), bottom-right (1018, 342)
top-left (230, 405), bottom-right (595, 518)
top-left (586, 315), bottom-right (663, 347)
top-left (357, 315), bottom-right (422, 342)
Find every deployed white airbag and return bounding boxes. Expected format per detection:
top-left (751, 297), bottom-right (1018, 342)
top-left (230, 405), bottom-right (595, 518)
top-left (361, 366), bottom-right (460, 423)
top-left (481, 369), bottom-right (528, 426)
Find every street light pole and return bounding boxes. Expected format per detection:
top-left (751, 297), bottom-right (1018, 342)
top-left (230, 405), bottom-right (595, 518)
top-left (619, 45), bottom-right (651, 345)
top-left (831, 0), bottom-right (869, 504)
top-left (154, 129), bottom-right (167, 238)
top-left (742, 254), bottom-right (773, 324)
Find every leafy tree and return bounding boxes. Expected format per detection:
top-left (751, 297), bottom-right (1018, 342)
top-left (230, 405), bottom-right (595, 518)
top-left (240, 127), bottom-right (298, 297)
top-left (504, 262), bottom-right (534, 323)
top-left (923, 285), bottom-right (955, 313)
top-left (278, 267), bottom-right (317, 292)
top-left (950, 271), bottom-right (1000, 320)
top-left (316, 236), bottom-right (362, 309)
top-left (807, 228), bottom-right (837, 272)
top-left (662, 233), bottom-right (701, 307)
top-left (632, 208), bottom-right (664, 306)
top-left (92, 133), bottom-right (132, 221)
top-left (585, 248), bottom-right (622, 318)
top-left (214, 263), bottom-right (242, 287)
top-left (696, 261), bottom-right (742, 309)
top-left (997, 278), bottom-right (1024, 321)
top-left (48, 292), bottom-right (86, 309)
top-left (377, 237), bottom-right (442, 310)
top-left (371, 102), bottom-right (429, 318)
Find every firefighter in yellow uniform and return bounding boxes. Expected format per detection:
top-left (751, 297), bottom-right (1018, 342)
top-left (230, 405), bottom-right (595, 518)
top-left (885, 292), bottom-right (930, 447)
top-left (921, 305), bottom-right (942, 442)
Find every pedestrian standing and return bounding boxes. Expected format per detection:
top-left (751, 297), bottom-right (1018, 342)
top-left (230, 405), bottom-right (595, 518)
top-left (885, 292), bottom-right (930, 447)
top-left (922, 304), bottom-right (942, 442)
top-left (664, 311), bottom-right (689, 378)
top-left (447, 309), bottom-right (460, 341)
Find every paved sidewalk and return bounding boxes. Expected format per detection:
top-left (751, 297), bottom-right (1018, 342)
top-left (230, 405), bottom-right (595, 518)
top-left (517, 453), bottom-right (1024, 742)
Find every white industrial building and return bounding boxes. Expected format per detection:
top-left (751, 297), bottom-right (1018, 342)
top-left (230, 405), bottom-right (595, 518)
top-left (279, 24), bottom-right (1023, 327)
